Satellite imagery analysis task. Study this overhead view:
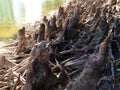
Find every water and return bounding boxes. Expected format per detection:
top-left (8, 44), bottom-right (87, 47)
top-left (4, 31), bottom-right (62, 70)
top-left (0, 0), bottom-right (64, 43)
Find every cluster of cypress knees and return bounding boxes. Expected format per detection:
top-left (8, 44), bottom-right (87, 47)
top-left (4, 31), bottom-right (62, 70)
top-left (14, 0), bottom-right (120, 90)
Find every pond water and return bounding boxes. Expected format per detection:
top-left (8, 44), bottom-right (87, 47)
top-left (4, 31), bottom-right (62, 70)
top-left (0, 0), bottom-right (64, 43)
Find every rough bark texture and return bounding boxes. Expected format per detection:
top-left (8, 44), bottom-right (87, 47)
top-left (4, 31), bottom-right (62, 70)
top-left (24, 41), bottom-right (58, 90)
top-left (16, 27), bottom-right (26, 55)
top-left (0, 0), bottom-right (120, 90)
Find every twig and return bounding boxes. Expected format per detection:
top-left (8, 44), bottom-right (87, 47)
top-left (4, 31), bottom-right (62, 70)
top-left (55, 58), bottom-right (72, 81)
top-left (61, 57), bottom-right (75, 65)
top-left (13, 72), bottom-right (26, 84)
top-left (0, 86), bottom-right (10, 90)
top-left (12, 73), bottom-right (20, 90)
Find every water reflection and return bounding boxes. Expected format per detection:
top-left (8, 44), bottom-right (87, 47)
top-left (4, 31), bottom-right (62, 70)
top-left (0, 0), bottom-right (63, 40)
top-left (0, 0), bottom-right (14, 28)
top-left (12, 0), bottom-right (42, 23)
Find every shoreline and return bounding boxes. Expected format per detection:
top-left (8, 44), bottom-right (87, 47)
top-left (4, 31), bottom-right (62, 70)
top-left (0, 0), bottom-right (65, 43)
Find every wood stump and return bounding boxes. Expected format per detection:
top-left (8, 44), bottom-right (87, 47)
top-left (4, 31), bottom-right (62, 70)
top-left (16, 27), bottom-right (26, 55)
top-left (24, 41), bottom-right (58, 90)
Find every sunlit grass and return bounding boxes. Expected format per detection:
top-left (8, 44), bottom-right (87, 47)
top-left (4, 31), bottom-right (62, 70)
top-left (0, 27), bottom-right (19, 38)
